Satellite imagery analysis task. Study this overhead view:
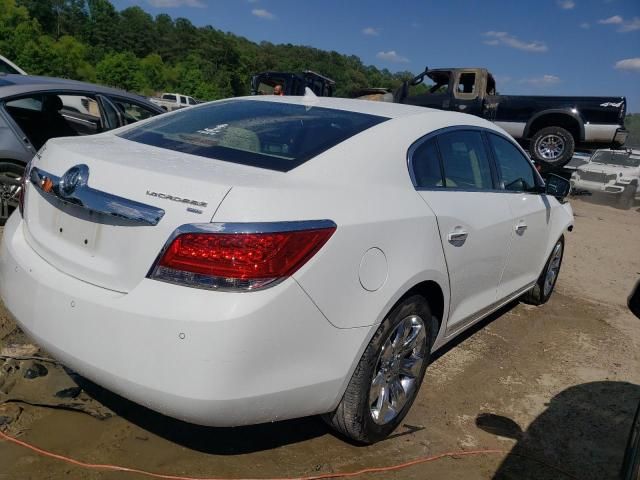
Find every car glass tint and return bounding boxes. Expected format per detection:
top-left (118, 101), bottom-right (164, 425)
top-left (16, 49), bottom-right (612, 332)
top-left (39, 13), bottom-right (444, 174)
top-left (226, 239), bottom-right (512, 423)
top-left (437, 130), bottom-right (493, 189)
top-left (412, 138), bottom-right (444, 188)
top-left (119, 100), bottom-right (388, 172)
top-left (188, 97), bottom-right (197, 105)
top-left (489, 134), bottom-right (537, 192)
top-left (163, 94), bottom-right (176, 101)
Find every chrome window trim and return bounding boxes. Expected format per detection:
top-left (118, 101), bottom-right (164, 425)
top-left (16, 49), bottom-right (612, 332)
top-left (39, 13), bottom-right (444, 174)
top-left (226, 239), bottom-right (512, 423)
top-left (407, 125), bottom-right (545, 194)
top-left (146, 219), bottom-right (337, 292)
top-left (29, 165), bottom-right (165, 226)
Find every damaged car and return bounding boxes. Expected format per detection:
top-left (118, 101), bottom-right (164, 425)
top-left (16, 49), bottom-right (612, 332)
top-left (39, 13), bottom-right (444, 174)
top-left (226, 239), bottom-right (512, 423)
top-left (0, 95), bottom-right (573, 443)
top-left (571, 148), bottom-right (640, 209)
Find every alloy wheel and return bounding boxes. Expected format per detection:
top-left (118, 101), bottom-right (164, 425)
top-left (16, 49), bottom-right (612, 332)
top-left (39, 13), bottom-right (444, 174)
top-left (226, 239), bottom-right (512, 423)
top-left (369, 314), bottom-right (427, 425)
top-left (537, 134), bottom-right (566, 161)
top-left (544, 241), bottom-right (563, 297)
top-left (0, 171), bottom-right (22, 222)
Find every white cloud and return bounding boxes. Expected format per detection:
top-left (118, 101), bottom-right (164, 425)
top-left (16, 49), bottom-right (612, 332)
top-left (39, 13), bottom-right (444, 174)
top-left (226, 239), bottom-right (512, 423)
top-left (362, 27), bottom-right (380, 36)
top-left (619, 17), bottom-right (640, 32)
top-left (521, 75), bottom-right (561, 86)
top-left (147, 0), bottom-right (205, 6)
top-left (557, 0), bottom-right (575, 9)
top-left (580, 22), bottom-right (590, 29)
top-left (376, 50), bottom-right (409, 63)
top-left (598, 15), bottom-right (640, 32)
top-left (483, 31), bottom-right (548, 52)
top-left (252, 8), bottom-right (275, 20)
top-left (614, 58), bottom-right (640, 72)
top-left (598, 15), bottom-right (623, 24)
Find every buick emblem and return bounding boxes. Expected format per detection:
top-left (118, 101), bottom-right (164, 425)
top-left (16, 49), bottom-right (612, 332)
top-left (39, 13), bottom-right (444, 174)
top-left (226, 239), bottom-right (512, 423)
top-left (59, 164), bottom-right (89, 197)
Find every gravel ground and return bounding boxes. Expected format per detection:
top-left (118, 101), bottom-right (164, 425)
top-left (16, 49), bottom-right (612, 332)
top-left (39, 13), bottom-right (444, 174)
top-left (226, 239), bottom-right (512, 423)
top-left (0, 196), bottom-right (639, 480)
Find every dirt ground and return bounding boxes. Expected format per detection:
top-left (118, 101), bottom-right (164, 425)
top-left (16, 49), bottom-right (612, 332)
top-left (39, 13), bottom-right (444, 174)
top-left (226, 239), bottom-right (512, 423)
top-left (1, 197), bottom-right (639, 480)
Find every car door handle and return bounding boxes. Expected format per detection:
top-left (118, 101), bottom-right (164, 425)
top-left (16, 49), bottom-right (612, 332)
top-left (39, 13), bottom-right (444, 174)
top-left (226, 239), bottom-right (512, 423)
top-left (515, 221), bottom-right (528, 234)
top-left (447, 230), bottom-right (468, 243)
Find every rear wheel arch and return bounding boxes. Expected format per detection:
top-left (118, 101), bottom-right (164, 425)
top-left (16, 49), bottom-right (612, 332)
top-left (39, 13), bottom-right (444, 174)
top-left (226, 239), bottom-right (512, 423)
top-left (399, 280), bottom-right (445, 340)
top-left (525, 111), bottom-right (584, 142)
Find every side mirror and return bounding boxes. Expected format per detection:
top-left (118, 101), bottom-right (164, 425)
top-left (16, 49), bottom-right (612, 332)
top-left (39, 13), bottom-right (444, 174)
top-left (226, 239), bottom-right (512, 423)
top-left (629, 279), bottom-right (640, 319)
top-left (545, 174), bottom-right (571, 200)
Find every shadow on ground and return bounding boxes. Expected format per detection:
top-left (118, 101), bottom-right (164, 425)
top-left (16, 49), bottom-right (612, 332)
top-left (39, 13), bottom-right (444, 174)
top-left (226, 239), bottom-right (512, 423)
top-left (476, 381), bottom-right (640, 480)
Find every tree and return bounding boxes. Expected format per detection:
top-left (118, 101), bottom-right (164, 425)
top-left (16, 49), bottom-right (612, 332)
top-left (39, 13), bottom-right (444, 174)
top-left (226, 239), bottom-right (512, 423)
top-left (96, 51), bottom-right (141, 91)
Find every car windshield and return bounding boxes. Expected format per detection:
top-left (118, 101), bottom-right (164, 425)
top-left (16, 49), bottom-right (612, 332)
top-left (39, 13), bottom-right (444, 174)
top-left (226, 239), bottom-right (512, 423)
top-left (119, 100), bottom-right (388, 171)
top-left (591, 151), bottom-right (640, 167)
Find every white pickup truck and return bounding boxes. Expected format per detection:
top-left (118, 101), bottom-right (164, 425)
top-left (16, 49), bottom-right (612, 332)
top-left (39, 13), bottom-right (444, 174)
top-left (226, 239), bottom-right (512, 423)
top-left (149, 93), bottom-right (198, 111)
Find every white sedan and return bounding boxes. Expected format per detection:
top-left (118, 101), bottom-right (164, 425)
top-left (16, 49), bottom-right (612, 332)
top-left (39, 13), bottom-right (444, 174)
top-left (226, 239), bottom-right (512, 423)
top-left (0, 95), bottom-right (573, 443)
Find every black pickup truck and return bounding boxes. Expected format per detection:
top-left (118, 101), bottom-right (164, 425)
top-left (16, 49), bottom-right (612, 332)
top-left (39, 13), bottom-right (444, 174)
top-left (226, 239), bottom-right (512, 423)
top-left (396, 67), bottom-right (628, 168)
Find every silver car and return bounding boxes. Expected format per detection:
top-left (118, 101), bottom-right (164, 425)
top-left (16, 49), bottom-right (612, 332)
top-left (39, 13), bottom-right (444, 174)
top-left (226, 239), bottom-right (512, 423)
top-left (0, 74), bottom-right (163, 224)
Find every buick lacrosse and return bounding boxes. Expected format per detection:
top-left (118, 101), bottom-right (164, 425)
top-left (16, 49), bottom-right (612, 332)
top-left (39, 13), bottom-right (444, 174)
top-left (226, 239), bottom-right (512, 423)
top-left (0, 94), bottom-right (573, 443)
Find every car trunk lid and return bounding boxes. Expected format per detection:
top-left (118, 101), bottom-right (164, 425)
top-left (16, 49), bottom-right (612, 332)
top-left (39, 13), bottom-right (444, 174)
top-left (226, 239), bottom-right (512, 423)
top-left (22, 134), bottom-right (277, 292)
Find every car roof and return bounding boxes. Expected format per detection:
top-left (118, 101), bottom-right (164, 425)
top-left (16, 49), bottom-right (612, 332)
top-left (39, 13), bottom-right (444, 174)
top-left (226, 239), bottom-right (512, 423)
top-left (238, 94), bottom-right (446, 119)
top-left (0, 74), bottom-right (158, 106)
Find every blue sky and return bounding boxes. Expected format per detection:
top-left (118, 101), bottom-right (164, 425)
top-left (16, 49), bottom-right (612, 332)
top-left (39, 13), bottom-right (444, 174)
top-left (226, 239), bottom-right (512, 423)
top-left (113, 0), bottom-right (640, 112)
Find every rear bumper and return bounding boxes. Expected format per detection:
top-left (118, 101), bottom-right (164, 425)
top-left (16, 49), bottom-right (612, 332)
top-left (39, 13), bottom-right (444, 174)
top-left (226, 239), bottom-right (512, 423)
top-left (0, 213), bottom-right (368, 426)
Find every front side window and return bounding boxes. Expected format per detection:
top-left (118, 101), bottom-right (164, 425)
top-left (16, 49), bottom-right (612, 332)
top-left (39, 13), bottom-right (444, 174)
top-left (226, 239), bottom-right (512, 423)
top-left (489, 134), bottom-right (538, 192)
top-left (188, 97), bottom-right (197, 105)
top-left (119, 100), bottom-right (388, 171)
top-left (436, 130), bottom-right (494, 189)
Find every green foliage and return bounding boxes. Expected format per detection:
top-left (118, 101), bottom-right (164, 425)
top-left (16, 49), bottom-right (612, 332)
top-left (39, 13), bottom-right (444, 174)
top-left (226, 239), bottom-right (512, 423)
top-left (625, 114), bottom-right (640, 148)
top-left (3, 0), bottom-right (411, 101)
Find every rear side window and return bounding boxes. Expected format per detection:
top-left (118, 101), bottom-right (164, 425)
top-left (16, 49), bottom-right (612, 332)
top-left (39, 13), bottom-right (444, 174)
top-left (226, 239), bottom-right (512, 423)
top-left (412, 138), bottom-right (444, 188)
top-left (163, 94), bottom-right (176, 101)
top-left (437, 130), bottom-right (494, 189)
top-left (119, 100), bottom-right (388, 171)
top-left (489, 134), bottom-right (538, 192)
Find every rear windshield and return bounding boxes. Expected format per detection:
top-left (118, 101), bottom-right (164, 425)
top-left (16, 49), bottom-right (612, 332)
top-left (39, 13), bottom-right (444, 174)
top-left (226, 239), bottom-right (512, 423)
top-left (119, 100), bottom-right (388, 171)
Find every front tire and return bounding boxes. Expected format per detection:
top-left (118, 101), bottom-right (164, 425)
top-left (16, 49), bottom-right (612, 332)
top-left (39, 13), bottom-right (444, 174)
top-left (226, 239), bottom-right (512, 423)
top-left (324, 295), bottom-right (436, 444)
top-left (530, 126), bottom-right (575, 169)
top-left (522, 237), bottom-right (564, 305)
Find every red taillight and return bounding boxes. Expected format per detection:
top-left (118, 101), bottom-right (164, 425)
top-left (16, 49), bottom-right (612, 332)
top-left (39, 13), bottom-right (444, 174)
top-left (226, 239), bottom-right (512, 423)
top-left (149, 224), bottom-right (336, 291)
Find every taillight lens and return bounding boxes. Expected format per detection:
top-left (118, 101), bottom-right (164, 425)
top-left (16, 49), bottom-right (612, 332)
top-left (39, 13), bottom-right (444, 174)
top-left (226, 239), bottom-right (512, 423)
top-left (149, 223), bottom-right (336, 291)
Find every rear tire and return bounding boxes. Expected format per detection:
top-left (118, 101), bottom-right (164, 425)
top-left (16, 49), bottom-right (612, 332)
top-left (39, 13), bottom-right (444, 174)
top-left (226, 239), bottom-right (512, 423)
top-left (522, 237), bottom-right (564, 306)
top-left (0, 161), bottom-right (25, 226)
top-left (323, 295), bottom-right (436, 444)
top-left (530, 126), bottom-right (575, 169)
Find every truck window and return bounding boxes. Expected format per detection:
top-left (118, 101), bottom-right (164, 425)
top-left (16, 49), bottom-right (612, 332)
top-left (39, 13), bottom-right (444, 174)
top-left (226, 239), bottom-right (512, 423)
top-left (180, 96), bottom-right (188, 104)
top-left (163, 94), bottom-right (177, 102)
top-left (456, 73), bottom-right (476, 96)
top-left (188, 97), bottom-right (197, 105)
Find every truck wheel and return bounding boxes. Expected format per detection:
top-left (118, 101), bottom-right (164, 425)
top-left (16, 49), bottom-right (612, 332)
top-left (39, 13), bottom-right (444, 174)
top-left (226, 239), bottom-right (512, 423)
top-left (617, 182), bottom-right (637, 210)
top-left (530, 126), bottom-right (575, 169)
